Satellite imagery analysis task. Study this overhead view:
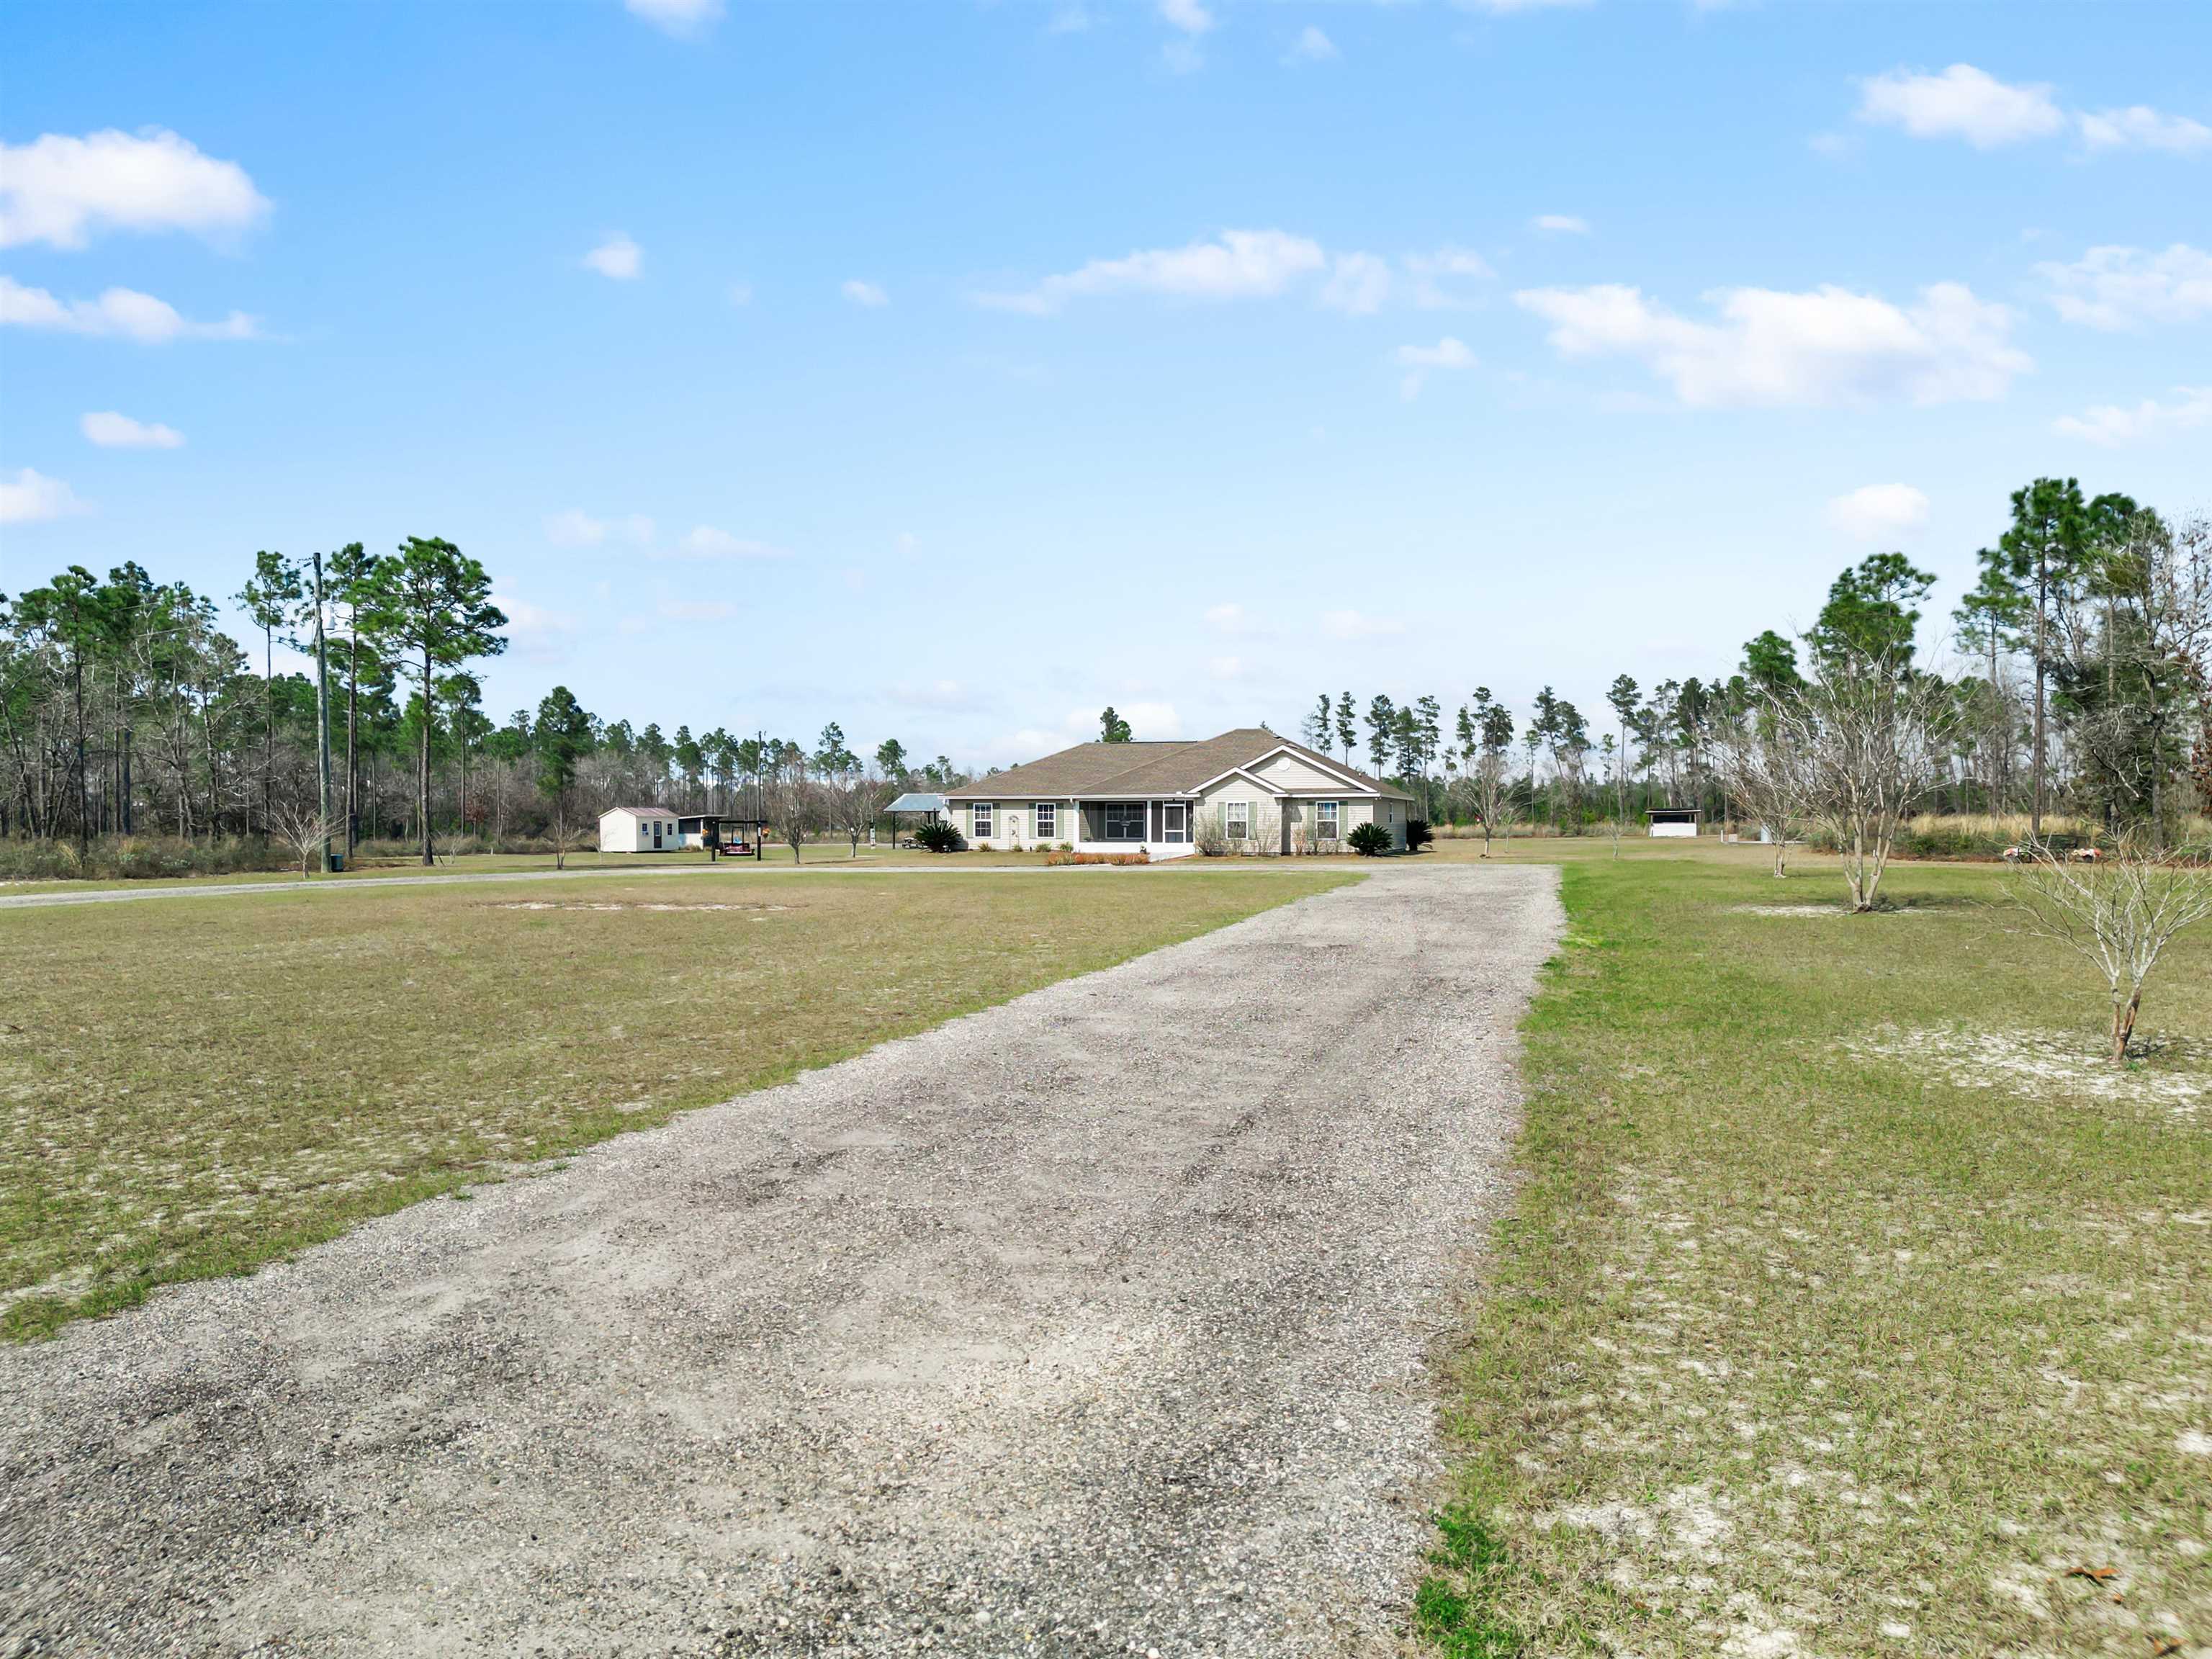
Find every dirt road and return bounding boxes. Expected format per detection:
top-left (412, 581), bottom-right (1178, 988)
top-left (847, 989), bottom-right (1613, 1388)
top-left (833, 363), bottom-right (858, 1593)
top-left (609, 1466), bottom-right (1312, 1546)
top-left (1, 863), bottom-right (1561, 1658)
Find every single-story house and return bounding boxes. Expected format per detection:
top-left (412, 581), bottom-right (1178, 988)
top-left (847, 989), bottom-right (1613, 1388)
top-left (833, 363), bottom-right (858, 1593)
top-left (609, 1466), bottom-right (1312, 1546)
top-left (598, 806), bottom-right (757, 853)
top-left (945, 727), bottom-right (1413, 860)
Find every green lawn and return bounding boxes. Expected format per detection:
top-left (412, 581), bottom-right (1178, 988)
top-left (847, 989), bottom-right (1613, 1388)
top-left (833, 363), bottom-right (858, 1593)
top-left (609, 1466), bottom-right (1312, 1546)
top-left (0, 866), bottom-right (1352, 1338)
top-left (1419, 842), bottom-right (2212, 1658)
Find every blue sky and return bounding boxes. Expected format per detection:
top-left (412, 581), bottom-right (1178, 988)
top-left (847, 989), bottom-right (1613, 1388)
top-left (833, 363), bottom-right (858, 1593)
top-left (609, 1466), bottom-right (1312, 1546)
top-left (3, 0), bottom-right (2207, 765)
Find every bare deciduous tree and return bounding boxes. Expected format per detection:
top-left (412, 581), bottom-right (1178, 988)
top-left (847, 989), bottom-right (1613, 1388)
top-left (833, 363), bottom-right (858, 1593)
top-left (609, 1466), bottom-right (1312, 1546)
top-left (1712, 711), bottom-right (1811, 878)
top-left (270, 801), bottom-right (346, 878)
top-left (2008, 833), bottom-right (2212, 1061)
top-left (1776, 650), bottom-right (1955, 912)
top-left (1471, 747), bottom-right (1516, 857)
top-left (831, 775), bottom-right (891, 858)
top-left (768, 759), bottom-right (822, 863)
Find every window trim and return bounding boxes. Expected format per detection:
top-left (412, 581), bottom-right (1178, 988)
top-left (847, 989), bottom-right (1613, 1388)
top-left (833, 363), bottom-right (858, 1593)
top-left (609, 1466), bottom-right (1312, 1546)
top-left (1034, 802), bottom-right (1057, 840)
top-left (1316, 801), bottom-right (1340, 840)
top-left (971, 802), bottom-right (994, 837)
top-left (1223, 800), bottom-right (1251, 841)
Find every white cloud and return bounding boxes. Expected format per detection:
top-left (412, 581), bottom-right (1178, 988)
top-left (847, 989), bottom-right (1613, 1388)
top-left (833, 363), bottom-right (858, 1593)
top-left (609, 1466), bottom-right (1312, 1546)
top-left (81, 410), bottom-right (184, 449)
top-left (2077, 105), bottom-right (2212, 153)
top-left (1208, 655), bottom-right (1246, 680)
top-left (841, 278), bottom-right (889, 307)
top-left (1048, 5), bottom-right (1092, 34)
top-left (1394, 336), bottom-right (1476, 400)
top-left (893, 678), bottom-right (986, 713)
top-left (1203, 602), bottom-right (1249, 633)
top-left (660, 598), bottom-right (739, 622)
top-left (491, 591), bottom-right (580, 662)
top-left (1855, 64), bottom-right (2065, 149)
top-left (2053, 386), bottom-right (2212, 447)
top-left (1321, 608), bottom-right (1405, 640)
top-left (1321, 251), bottom-right (1391, 315)
top-left (1533, 213), bottom-right (1591, 235)
top-left (1457, 0), bottom-right (1592, 12)
top-left (583, 233), bottom-right (642, 281)
top-left (1405, 246), bottom-right (1494, 310)
top-left (0, 275), bottom-right (257, 343)
top-left (0, 467), bottom-right (86, 523)
top-left (1159, 0), bottom-right (1212, 34)
top-left (544, 509), bottom-right (653, 547)
top-left (2037, 243), bottom-right (2212, 331)
top-left (1285, 25), bottom-right (1338, 63)
top-left (727, 280), bottom-right (753, 306)
top-left (678, 525), bottom-right (791, 559)
top-left (1514, 279), bottom-right (2029, 408)
top-left (0, 128), bottom-right (268, 251)
top-left (1826, 483), bottom-right (1930, 541)
top-left (976, 228), bottom-right (1326, 315)
top-left (1115, 700), bottom-right (1182, 739)
top-left (624, 0), bottom-right (723, 37)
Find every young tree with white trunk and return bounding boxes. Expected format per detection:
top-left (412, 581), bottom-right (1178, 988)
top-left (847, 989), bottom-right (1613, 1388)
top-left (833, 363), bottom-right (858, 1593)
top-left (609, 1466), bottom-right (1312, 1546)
top-left (1712, 709), bottom-right (1812, 878)
top-left (2008, 833), bottom-right (2212, 1062)
top-left (1775, 649), bottom-right (1954, 912)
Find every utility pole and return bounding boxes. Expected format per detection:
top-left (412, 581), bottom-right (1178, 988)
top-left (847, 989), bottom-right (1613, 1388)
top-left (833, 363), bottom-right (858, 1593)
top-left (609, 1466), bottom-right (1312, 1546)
top-left (755, 727), bottom-right (768, 861)
top-left (312, 551), bottom-right (336, 871)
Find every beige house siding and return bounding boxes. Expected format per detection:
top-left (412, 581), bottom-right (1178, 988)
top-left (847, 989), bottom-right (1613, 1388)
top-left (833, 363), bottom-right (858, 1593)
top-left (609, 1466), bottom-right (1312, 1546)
top-left (963, 790), bottom-right (1402, 854)
top-left (958, 796), bottom-right (1075, 848)
top-left (1246, 750), bottom-right (1358, 792)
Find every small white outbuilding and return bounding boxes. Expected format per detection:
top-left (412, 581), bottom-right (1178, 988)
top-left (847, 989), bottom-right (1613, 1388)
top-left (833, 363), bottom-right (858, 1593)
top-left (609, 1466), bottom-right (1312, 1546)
top-left (599, 805), bottom-right (680, 853)
top-left (1645, 807), bottom-right (1701, 839)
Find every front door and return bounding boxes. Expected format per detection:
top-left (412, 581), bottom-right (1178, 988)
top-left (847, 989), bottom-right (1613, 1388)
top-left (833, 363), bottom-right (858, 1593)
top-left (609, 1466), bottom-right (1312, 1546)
top-left (1161, 803), bottom-right (1188, 844)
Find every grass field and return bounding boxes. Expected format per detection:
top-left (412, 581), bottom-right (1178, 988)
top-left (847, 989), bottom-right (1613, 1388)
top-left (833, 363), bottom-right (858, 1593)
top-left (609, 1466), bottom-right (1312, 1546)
top-left (0, 864), bottom-right (1353, 1339)
top-left (1417, 840), bottom-right (2212, 1658)
top-left (0, 838), bottom-right (1089, 897)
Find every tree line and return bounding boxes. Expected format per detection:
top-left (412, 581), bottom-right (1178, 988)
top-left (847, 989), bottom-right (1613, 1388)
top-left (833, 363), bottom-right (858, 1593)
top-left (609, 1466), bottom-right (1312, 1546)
top-left (1305, 479), bottom-right (2211, 853)
top-left (9, 478), bottom-right (2203, 873)
top-left (1, 539), bottom-right (967, 871)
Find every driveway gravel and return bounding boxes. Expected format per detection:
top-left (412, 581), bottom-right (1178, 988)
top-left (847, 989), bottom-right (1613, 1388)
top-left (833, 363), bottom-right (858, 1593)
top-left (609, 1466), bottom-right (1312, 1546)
top-left (1, 862), bottom-right (1561, 1658)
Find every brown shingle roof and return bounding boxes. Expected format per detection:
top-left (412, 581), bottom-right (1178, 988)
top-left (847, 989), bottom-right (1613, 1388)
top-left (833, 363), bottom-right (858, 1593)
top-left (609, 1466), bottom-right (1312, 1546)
top-left (948, 728), bottom-right (1411, 801)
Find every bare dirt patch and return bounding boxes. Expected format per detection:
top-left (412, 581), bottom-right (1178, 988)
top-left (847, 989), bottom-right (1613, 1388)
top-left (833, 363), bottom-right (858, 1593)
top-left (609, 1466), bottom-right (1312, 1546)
top-left (1839, 1025), bottom-right (2211, 1115)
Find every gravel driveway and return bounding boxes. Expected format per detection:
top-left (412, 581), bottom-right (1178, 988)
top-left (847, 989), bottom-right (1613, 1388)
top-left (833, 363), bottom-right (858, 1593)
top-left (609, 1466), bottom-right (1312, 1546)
top-left (1, 862), bottom-right (1561, 1658)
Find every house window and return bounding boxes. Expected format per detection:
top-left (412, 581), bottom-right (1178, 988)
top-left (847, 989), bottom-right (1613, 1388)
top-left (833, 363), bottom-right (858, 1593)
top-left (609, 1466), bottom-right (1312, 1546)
top-left (1034, 803), bottom-right (1056, 839)
top-left (1101, 802), bottom-right (1147, 841)
top-left (972, 803), bottom-right (994, 837)
top-left (1316, 801), bottom-right (1340, 840)
top-left (1223, 801), bottom-right (1251, 840)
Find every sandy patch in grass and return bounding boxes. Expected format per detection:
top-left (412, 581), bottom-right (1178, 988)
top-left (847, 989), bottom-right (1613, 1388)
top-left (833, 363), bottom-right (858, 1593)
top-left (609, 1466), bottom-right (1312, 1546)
top-left (1726, 902), bottom-right (1939, 917)
top-left (1839, 1025), bottom-right (2211, 1115)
